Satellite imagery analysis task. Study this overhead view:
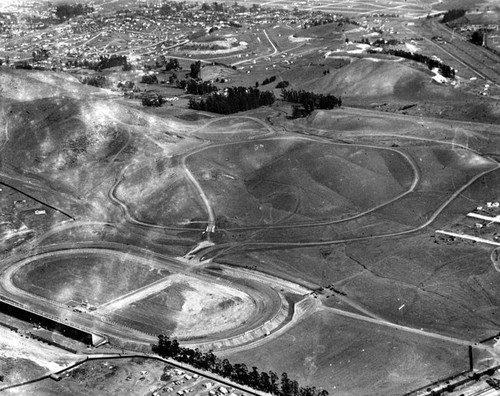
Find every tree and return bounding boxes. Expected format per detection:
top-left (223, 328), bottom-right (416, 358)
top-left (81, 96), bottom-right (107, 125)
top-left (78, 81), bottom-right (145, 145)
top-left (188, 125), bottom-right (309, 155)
top-left (32, 48), bottom-right (50, 61)
top-left (281, 372), bottom-right (292, 396)
top-left (222, 359), bottom-right (233, 378)
top-left (471, 30), bottom-right (484, 46)
top-left (165, 58), bottom-right (180, 71)
top-left (233, 363), bottom-right (249, 383)
top-left (269, 371), bottom-right (280, 395)
top-left (259, 371), bottom-right (271, 392)
top-left (189, 60), bottom-right (202, 79)
top-left (276, 80), bottom-right (289, 89)
top-left (248, 367), bottom-right (260, 389)
top-left (291, 105), bottom-right (303, 119)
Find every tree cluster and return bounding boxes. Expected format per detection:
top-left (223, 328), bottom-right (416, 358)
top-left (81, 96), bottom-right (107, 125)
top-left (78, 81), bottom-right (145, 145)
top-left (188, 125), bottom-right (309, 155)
top-left (164, 58), bottom-right (180, 71)
top-left (81, 75), bottom-right (106, 88)
top-left (32, 48), bottom-right (50, 62)
top-left (380, 49), bottom-right (455, 78)
top-left (302, 17), bottom-right (335, 28)
top-left (141, 74), bottom-right (159, 84)
top-left (159, 3), bottom-right (184, 16)
top-left (470, 30), bottom-right (484, 46)
top-left (276, 81), bottom-right (290, 89)
top-left (441, 9), bottom-right (466, 23)
top-left (55, 3), bottom-right (94, 21)
top-left (304, 16), bottom-right (360, 29)
top-left (92, 55), bottom-right (129, 71)
top-left (262, 76), bottom-right (277, 85)
top-left (201, 2), bottom-right (225, 12)
top-left (281, 88), bottom-right (341, 114)
top-left (183, 80), bottom-right (218, 95)
top-left (371, 38), bottom-right (403, 46)
top-left (188, 86), bottom-right (275, 114)
top-left (14, 62), bottom-right (33, 70)
top-left (142, 94), bottom-right (166, 107)
top-left (152, 335), bottom-right (328, 396)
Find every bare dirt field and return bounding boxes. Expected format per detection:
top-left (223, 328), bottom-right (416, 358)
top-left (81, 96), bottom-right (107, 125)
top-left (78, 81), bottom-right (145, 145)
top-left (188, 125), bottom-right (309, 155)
top-left (0, 326), bottom-right (82, 388)
top-left (109, 273), bottom-right (261, 339)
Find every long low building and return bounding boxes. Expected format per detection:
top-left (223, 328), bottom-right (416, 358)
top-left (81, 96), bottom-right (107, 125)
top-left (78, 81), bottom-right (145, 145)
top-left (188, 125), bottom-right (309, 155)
top-left (0, 297), bottom-right (107, 347)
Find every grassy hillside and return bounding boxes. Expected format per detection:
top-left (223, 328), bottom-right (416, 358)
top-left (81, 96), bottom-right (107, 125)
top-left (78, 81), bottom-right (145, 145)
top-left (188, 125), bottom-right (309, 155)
top-left (223, 308), bottom-right (468, 395)
top-left (0, 70), bottom-right (198, 222)
top-left (187, 138), bottom-right (414, 227)
top-left (0, 68), bottom-right (114, 100)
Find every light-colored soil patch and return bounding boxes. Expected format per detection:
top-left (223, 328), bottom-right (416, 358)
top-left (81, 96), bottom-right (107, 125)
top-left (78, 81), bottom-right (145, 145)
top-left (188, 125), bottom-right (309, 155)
top-left (0, 327), bottom-right (82, 386)
top-left (110, 273), bottom-right (258, 338)
top-left (172, 274), bottom-right (256, 338)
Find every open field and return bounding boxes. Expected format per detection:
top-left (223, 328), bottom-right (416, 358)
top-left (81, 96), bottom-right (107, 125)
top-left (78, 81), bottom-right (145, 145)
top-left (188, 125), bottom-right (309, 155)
top-left (223, 308), bottom-right (470, 396)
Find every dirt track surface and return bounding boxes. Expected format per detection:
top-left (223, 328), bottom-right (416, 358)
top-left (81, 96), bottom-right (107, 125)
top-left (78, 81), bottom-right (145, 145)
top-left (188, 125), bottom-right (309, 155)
top-left (0, 245), bottom-right (292, 348)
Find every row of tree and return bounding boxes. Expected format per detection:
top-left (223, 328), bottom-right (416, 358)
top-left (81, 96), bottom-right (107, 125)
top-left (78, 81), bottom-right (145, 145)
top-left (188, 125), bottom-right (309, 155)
top-left (281, 89), bottom-right (342, 113)
top-left (55, 3), bottom-right (94, 21)
top-left (380, 49), bottom-right (456, 78)
top-left (188, 86), bottom-right (275, 114)
top-left (152, 335), bottom-right (328, 396)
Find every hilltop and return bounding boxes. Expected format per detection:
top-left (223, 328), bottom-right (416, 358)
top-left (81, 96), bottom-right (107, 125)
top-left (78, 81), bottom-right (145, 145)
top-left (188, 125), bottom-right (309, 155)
top-left (0, 68), bottom-right (118, 101)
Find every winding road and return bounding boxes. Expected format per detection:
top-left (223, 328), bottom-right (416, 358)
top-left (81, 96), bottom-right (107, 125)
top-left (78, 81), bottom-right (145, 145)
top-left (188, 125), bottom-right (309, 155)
top-left (1, 104), bottom-right (499, 394)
